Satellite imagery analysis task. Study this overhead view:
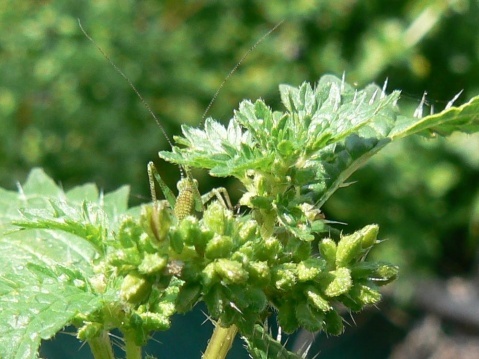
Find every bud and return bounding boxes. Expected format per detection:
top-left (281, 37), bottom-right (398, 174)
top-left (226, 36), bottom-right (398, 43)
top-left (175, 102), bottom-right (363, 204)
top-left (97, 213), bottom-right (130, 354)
top-left (203, 201), bottom-right (230, 235)
top-left (319, 238), bottom-right (336, 266)
top-left (77, 322), bottom-right (103, 341)
top-left (141, 201), bottom-right (171, 243)
top-left (120, 273), bottom-right (152, 304)
top-left (138, 253), bottom-right (168, 275)
top-left (205, 234), bottom-right (234, 259)
top-left (335, 232), bottom-right (362, 267)
top-left (272, 263), bottom-right (297, 291)
top-left (297, 258), bottom-right (325, 282)
top-left (360, 224), bottom-right (379, 249)
top-left (305, 286), bottom-right (331, 312)
top-left (246, 261), bottom-right (271, 286)
top-left (322, 267), bottom-right (352, 297)
top-left (214, 259), bottom-right (249, 284)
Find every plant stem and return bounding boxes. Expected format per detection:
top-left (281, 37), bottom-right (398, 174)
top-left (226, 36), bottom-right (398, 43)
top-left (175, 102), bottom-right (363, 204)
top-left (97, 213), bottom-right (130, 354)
top-left (124, 330), bottom-right (142, 359)
top-left (202, 322), bottom-right (238, 359)
top-left (88, 330), bottom-right (115, 359)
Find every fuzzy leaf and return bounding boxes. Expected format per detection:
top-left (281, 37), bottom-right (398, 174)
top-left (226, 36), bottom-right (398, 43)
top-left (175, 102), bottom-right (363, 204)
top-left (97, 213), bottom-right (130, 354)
top-left (0, 169), bottom-right (129, 359)
top-left (242, 324), bottom-right (303, 359)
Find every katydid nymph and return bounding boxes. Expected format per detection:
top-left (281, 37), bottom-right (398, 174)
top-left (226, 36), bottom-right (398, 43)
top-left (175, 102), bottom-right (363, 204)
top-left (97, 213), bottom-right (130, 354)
top-left (79, 20), bottom-right (279, 221)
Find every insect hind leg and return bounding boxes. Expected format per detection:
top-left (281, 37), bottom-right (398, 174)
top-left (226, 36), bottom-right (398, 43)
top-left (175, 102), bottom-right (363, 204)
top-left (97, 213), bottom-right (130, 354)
top-left (201, 187), bottom-right (233, 211)
top-left (147, 161), bottom-right (176, 209)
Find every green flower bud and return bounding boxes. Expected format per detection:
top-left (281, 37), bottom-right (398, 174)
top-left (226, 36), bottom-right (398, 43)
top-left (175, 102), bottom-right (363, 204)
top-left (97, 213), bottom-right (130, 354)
top-left (203, 201), bottom-right (229, 235)
top-left (360, 224), bottom-right (379, 249)
top-left (176, 216), bottom-right (201, 246)
top-left (272, 263), bottom-right (297, 290)
top-left (202, 262), bottom-right (219, 288)
top-left (246, 261), bottom-right (271, 286)
top-left (319, 238), bottom-right (336, 266)
top-left (138, 253), bottom-right (168, 275)
top-left (141, 201), bottom-right (171, 243)
top-left (139, 311), bottom-right (171, 332)
top-left (120, 273), bottom-right (152, 304)
top-left (297, 258), bottom-right (325, 282)
top-left (336, 232), bottom-right (362, 267)
top-left (77, 322), bottom-right (103, 341)
top-left (205, 234), bottom-right (234, 259)
top-left (238, 219), bottom-right (258, 244)
top-left (305, 286), bottom-right (331, 312)
top-left (322, 267), bottom-right (352, 297)
top-left (255, 236), bottom-right (282, 262)
top-left (351, 283), bottom-right (382, 306)
top-left (214, 259), bottom-right (249, 284)
top-left (351, 262), bottom-right (398, 285)
top-left (375, 263), bottom-right (398, 285)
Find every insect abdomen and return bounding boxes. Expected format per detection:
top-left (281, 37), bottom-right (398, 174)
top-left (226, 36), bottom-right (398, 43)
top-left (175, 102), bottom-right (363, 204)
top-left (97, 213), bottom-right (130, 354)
top-left (174, 187), bottom-right (196, 220)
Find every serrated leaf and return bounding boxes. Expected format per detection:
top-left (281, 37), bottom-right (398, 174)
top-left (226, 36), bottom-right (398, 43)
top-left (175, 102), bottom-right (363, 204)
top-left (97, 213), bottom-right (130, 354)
top-left (157, 76), bottom-right (479, 221)
top-left (66, 183), bottom-right (100, 202)
top-left (242, 324), bottom-right (303, 359)
top-left (390, 95), bottom-right (479, 139)
top-left (0, 230), bottom-right (102, 359)
top-left (21, 168), bottom-right (63, 197)
top-left (0, 169), bottom-right (132, 358)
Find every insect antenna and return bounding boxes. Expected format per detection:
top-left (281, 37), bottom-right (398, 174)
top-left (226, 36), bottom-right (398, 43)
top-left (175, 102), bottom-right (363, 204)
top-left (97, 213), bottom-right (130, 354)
top-left (200, 20), bottom-right (284, 125)
top-left (78, 19), bottom-right (185, 204)
top-left (78, 19), bottom-right (282, 207)
top-left (78, 20), bottom-right (175, 150)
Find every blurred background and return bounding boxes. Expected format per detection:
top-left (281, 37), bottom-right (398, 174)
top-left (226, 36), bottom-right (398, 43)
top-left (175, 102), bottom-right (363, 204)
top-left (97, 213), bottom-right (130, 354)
top-left (2, 0), bottom-right (479, 358)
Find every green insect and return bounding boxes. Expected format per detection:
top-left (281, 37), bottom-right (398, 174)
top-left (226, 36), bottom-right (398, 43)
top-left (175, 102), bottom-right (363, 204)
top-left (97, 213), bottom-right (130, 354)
top-left (147, 163), bottom-right (232, 221)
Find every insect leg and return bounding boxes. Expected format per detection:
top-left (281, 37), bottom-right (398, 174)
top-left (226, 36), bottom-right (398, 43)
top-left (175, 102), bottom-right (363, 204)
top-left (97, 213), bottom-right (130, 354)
top-left (147, 162), bottom-right (176, 208)
top-left (201, 187), bottom-right (233, 210)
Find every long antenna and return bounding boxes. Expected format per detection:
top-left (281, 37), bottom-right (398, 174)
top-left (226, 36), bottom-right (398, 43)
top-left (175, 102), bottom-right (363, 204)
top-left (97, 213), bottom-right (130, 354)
top-left (79, 18), bottom-right (282, 155)
top-left (200, 20), bottom-right (284, 124)
top-left (78, 19), bottom-right (175, 150)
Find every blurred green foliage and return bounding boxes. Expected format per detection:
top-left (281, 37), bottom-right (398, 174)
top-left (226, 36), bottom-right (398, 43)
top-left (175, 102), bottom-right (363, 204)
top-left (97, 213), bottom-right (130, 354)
top-left (1, 0), bottom-right (479, 357)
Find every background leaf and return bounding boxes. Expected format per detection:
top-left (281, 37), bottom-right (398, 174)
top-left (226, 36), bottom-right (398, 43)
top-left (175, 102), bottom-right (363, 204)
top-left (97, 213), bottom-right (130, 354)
top-left (0, 169), bottom-right (125, 359)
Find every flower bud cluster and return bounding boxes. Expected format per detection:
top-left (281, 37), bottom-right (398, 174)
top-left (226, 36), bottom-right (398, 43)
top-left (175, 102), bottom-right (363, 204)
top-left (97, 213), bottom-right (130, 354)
top-left (112, 200), bottom-right (398, 338)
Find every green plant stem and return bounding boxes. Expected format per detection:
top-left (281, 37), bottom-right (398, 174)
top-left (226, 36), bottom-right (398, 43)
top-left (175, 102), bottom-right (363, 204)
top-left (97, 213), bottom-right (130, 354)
top-left (202, 322), bottom-right (238, 359)
top-left (88, 330), bottom-right (115, 359)
top-left (124, 331), bottom-right (142, 359)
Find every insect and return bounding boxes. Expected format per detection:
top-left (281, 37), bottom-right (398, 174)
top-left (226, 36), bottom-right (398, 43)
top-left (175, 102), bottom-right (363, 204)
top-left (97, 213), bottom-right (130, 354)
top-left (79, 19), bottom-right (280, 220)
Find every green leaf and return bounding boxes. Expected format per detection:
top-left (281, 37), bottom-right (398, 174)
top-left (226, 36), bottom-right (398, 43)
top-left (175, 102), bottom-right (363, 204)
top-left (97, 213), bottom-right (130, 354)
top-left (0, 231), bottom-right (102, 359)
top-left (242, 324), bottom-right (303, 359)
top-left (158, 76), bottom-right (479, 226)
top-left (390, 94), bottom-right (479, 139)
top-left (0, 169), bottom-right (129, 359)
